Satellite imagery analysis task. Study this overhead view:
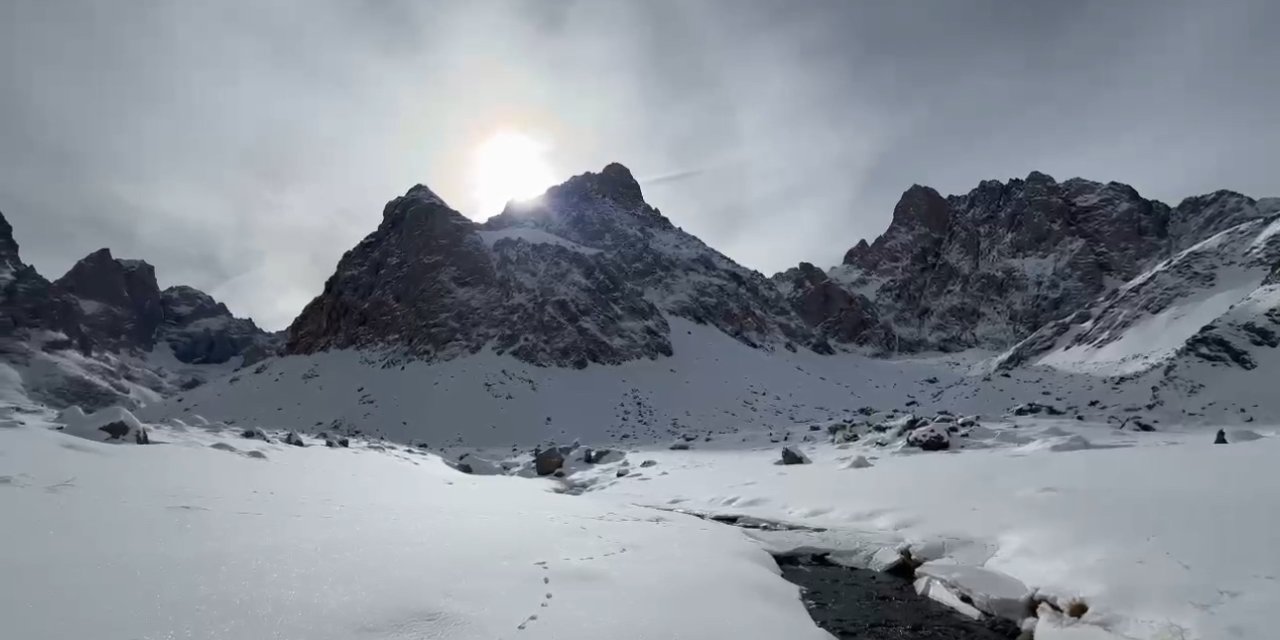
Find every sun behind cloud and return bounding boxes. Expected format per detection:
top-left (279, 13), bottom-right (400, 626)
top-left (469, 129), bottom-right (556, 217)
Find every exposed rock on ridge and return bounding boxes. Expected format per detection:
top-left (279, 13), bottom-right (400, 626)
top-left (287, 164), bottom-right (816, 367)
top-left (787, 172), bottom-right (1277, 353)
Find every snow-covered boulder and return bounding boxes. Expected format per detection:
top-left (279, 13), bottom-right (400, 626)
top-left (582, 448), bottom-right (623, 465)
top-left (906, 424), bottom-right (951, 451)
top-left (284, 431), bottom-right (306, 447)
top-left (779, 446), bottom-right (811, 465)
top-left (456, 453), bottom-right (504, 475)
top-left (55, 406), bottom-right (151, 445)
top-left (874, 413), bottom-right (927, 435)
top-left (241, 427), bottom-right (271, 442)
top-left (1012, 402), bottom-right (1065, 417)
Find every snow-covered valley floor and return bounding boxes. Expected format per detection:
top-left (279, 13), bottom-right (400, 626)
top-left (2, 406), bottom-right (1276, 640)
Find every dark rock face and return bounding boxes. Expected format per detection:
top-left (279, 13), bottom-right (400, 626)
top-left (286, 183), bottom-right (671, 367)
top-left (288, 165), bottom-right (815, 367)
top-left (53, 249), bottom-right (165, 350)
top-left (773, 262), bottom-right (890, 351)
top-left (0, 211), bottom-right (275, 372)
top-left (160, 286), bottom-right (278, 364)
top-left (485, 165), bottom-right (813, 353)
top-left (790, 174), bottom-right (1275, 354)
top-left (837, 175), bottom-right (1175, 351)
top-left (1002, 210), bottom-right (1280, 372)
top-left (1214, 429), bottom-right (1228, 444)
top-left (0, 212), bottom-right (82, 342)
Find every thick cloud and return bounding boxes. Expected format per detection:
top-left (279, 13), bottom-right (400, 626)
top-left (2, 0), bottom-right (1277, 328)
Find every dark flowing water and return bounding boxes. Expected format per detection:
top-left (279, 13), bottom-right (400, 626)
top-left (774, 555), bottom-right (1022, 639)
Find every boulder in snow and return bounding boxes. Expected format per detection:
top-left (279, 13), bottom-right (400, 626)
top-left (779, 446), bottom-right (811, 465)
top-left (1011, 402), bottom-right (1065, 417)
top-left (534, 448), bottom-right (565, 476)
top-left (284, 432), bottom-right (306, 447)
top-left (584, 448), bottom-right (623, 464)
top-left (55, 406), bottom-right (151, 445)
top-left (907, 424), bottom-right (951, 451)
top-left (241, 427), bottom-right (271, 442)
top-left (1215, 429), bottom-right (1228, 444)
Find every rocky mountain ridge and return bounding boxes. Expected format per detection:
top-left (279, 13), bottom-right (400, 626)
top-left (286, 163), bottom-right (814, 368)
top-left (4, 164), bottom-right (1277, 416)
top-left (287, 163), bottom-right (1279, 381)
top-left (784, 173), bottom-right (1279, 354)
top-left (0, 210), bottom-right (278, 408)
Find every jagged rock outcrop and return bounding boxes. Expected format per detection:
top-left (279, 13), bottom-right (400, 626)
top-left (0, 210), bottom-right (276, 409)
top-left (0, 212), bottom-right (81, 342)
top-left (160, 285), bottom-right (278, 365)
top-left (789, 173), bottom-right (1278, 353)
top-left (287, 164), bottom-right (816, 367)
top-left (772, 262), bottom-right (890, 351)
top-left (998, 212), bottom-right (1280, 372)
top-left (483, 164), bottom-right (812, 351)
top-left (52, 248), bottom-right (165, 351)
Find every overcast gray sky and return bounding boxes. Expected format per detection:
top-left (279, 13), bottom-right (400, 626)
top-left (3, 0), bottom-right (1278, 329)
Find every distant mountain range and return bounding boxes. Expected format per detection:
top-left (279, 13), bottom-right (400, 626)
top-left (2, 164), bottom-right (1277, 439)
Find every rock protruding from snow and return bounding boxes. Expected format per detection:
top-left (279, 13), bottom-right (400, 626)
top-left (55, 406), bottom-right (151, 445)
top-left (534, 447), bottom-right (566, 476)
top-left (907, 424), bottom-right (952, 451)
top-left (779, 446), bottom-right (811, 465)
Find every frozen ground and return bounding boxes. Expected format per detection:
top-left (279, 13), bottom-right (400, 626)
top-left (4, 395), bottom-right (1278, 639)
top-left (0, 414), bottom-right (826, 640)
top-left (574, 419), bottom-right (1280, 640)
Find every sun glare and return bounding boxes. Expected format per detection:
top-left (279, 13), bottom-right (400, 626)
top-left (470, 130), bottom-right (555, 217)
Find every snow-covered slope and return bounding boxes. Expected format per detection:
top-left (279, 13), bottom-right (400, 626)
top-left (0, 418), bottom-right (827, 640)
top-left (144, 318), bottom-right (968, 448)
top-left (134, 169), bottom-right (1280, 441)
top-left (586, 422), bottom-right (1280, 640)
top-left (1000, 214), bottom-right (1280, 374)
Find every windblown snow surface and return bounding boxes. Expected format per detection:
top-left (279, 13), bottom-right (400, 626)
top-left (5, 317), bottom-right (1280, 638)
top-left (0, 414), bottom-right (826, 640)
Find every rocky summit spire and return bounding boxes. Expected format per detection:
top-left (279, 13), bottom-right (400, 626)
top-left (0, 210), bottom-right (23, 270)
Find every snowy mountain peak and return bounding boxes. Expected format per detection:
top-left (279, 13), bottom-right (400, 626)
top-left (797, 173), bottom-right (1273, 353)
